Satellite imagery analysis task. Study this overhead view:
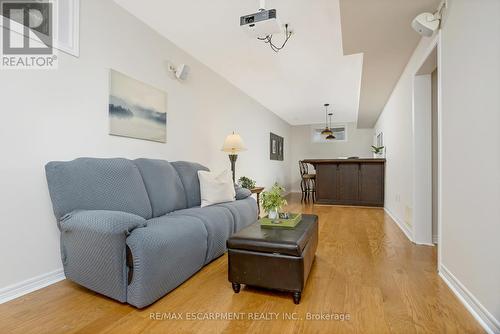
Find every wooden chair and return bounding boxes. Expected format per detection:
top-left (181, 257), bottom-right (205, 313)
top-left (299, 161), bottom-right (316, 202)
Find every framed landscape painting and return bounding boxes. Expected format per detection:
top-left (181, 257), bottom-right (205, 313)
top-left (109, 69), bottom-right (167, 143)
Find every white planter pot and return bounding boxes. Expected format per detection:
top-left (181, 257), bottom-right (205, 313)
top-left (268, 209), bottom-right (279, 220)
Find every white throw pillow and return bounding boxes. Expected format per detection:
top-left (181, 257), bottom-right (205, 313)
top-left (198, 170), bottom-right (236, 208)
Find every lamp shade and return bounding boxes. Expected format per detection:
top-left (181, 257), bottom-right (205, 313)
top-left (326, 134), bottom-right (336, 140)
top-left (321, 128), bottom-right (333, 136)
top-left (221, 132), bottom-right (247, 154)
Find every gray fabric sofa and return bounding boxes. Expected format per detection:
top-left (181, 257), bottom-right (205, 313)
top-left (45, 158), bottom-right (257, 308)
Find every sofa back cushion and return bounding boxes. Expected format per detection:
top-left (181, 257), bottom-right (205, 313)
top-left (171, 161), bottom-right (209, 208)
top-left (45, 158), bottom-right (152, 221)
top-left (133, 159), bottom-right (187, 217)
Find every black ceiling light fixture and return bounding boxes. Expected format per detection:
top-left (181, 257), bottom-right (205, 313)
top-left (326, 112), bottom-right (336, 140)
top-left (321, 104), bottom-right (333, 136)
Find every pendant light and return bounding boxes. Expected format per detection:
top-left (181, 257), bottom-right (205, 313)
top-left (320, 104), bottom-right (333, 136)
top-left (326, 112), bottom-right (336, 140)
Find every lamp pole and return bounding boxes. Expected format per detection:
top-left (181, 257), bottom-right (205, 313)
top-left (228, 154), bottom-right (238, 183)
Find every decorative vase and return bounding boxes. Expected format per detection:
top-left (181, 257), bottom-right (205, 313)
top-left (268, 209), bottom-right (279, 220)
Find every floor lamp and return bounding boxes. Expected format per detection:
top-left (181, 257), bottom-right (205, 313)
top-left (222, 132), bottom-right (247, 183)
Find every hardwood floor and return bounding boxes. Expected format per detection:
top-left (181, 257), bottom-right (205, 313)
top-left (0, 194), bottom-right (484, 333)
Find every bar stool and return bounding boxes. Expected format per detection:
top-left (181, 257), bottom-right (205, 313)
top-left (299, 161), bottom-right (316, 202)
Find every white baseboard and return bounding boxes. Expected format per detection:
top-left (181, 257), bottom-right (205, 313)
top-left (439, 264), bottom-right (500, 334)
top-left (0, 269), bottom-right (65, 304)
top-left (384, 207), bottom-right (414, 242)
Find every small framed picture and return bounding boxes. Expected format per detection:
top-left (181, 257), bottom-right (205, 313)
top-left (270, 133), bottom-right (284, 161)
top-left (377, 132), bottom-right (384, 147)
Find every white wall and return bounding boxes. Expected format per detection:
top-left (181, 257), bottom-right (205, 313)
top-left (375, 0), bottom-right (500, 330)
top-left (0, 0), bottom-right (291, 293)
top-left (439, 0), bottom-right (500, 330)
top-left (289, 122), bottom-right (373, 192)
top-left (412, 74), bottom-right (433, 244)
top-left (431, 69), bottom-right (438, 243)
top-left (374, 35), bottom-right (436, 235)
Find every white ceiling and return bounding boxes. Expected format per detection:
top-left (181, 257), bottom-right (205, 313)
top-left (339, 0), bottom-right (440, 127)
top-left (114, 0), bottom-right (363, 126)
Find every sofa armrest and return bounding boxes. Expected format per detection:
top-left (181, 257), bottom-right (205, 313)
top-left (235, 185), bottom-right (252, 200)
top-left (59, 210), bottom-right (146, 302)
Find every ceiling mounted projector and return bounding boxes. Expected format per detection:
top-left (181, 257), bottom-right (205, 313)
top-left (239, 0), bottom-right (293, 53)
top-left (240, 9), bottom-right (281, 38)
top-left (411, 12), bottom-right (440, 37)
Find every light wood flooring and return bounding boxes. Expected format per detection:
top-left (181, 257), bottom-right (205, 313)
top-left (0, 194), bottom-right (484, 333)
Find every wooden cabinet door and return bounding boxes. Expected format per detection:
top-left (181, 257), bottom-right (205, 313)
top-left (359, 163), bottom-right (385, 206)
top-left (316, 164), bottom-right (338, 203)
top-left (338, 163), bottom-right (359, 203)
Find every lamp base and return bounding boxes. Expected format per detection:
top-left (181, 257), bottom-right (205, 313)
top-left (228, 154), bottom-right (238, 183)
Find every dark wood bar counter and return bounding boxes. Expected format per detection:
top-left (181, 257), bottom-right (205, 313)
top-left (303, 159), bottom-right (386, 207)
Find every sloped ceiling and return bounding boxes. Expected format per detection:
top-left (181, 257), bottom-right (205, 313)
top-left (339, 0), bottom-right (440, 127)
top-left (115, 0), bottom-right (439, 128)
top-left (114, 0), bottom-right (363, 126)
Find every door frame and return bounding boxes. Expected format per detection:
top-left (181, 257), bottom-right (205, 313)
top-left (411, 32), bottom-right (442, 267)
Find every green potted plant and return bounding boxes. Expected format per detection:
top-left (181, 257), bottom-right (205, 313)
top-left (261, 183), bottom-right (288, 220)
top-left (238, 176), bottom-right (256, 190)
top-left (371, 145), bottom-right (385, 158)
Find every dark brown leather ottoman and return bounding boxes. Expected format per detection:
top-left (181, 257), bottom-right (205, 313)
top-left (227, 214), bottom-right (318, 304)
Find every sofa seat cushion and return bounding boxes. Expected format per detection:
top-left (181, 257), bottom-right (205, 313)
top-left (215, 197), bottom-right (258, 233)
top-left (169, 206), bottom-right (234, 263)
top-left (126, 215), bottom-right (208, 308)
